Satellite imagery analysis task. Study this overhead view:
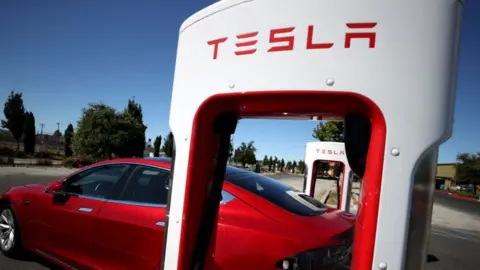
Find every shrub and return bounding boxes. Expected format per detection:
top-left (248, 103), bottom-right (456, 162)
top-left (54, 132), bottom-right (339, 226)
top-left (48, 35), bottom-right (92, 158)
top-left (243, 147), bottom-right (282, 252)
top-left (62, 157), bottom-right (76, 168)
top-left (62, 157), bottom-right (96, 168)
top-left (77, 157), bottom-right (96, 167)
top-left (456, 190), bottom-right (477, 198)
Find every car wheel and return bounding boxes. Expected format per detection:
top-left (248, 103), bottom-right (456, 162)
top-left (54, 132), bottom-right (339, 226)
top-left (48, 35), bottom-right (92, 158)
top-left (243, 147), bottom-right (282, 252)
top-left (0, 203), bottom-right (23, 258)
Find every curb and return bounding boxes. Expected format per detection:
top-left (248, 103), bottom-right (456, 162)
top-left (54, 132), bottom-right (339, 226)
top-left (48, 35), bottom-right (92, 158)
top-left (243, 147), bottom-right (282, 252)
top-left (434, 190), bottom-right (480, 202)
top-left (0, 157), bottom-right (62, 166)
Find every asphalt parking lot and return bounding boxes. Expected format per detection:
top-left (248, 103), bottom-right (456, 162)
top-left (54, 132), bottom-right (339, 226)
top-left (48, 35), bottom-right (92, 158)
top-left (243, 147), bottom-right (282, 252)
top-left (0, 168), bottom-right (479, 269)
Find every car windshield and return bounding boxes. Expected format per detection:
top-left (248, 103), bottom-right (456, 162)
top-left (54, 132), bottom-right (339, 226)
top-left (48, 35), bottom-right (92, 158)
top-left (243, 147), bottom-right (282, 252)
top-left (225, 166), bottom-right (327, 216)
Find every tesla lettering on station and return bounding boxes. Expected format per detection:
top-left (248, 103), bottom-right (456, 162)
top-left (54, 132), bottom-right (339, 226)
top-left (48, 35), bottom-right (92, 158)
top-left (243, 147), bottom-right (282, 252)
top-left (316, 149), bottom-right (346, 155)
top-left (207, 22), bottom-right (377, 60)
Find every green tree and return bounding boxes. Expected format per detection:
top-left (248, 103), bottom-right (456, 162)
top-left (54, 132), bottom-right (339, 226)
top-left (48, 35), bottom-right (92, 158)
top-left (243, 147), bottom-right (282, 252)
top-left (53, 129), bottom-right (62, 137)
top-left (233, 141), bottom-right (257, 168)
top-left (228, 139), bottom-right (234, 161)
top-left (23, 112), bottom-right (36, 155)
top-left (263, 155), bottom-right (269, 168)
top-left (280, 159), bottom-right (285, 172)
top-left (64, 123), bottom-right (74, 157)
top-left (147, 138), bottom-right (152, 148)
top-left (268, 156), bottom-right (273, 172)
top-left (273, 156), bottom-right (278, 172)
top-left (312, 121), bottom-right (344, 142)
top-left (298, 160), bottom-right (305, 174)
top-left (153, 136), bottom-right (162, 157)
top-left (292, 160), bottom-right (297, 174)
top-left (456, 152), bottom-right (480, 194)
top-left (162, 132), bottom-right (174, 157)
top-left (72, 103), bottom-right (118, 159)
top-left (72, 103), bottom-right (145, 159)
top-left (333, 163), bottom-right (343, 177)
top-left (123, 99), bottom-right (147, 157)
top-left (2, 91), bottom-right (26, 151)
top-left (286, 161), bottom-right (292, 171)
top-left (320, 162), bottom-right (330, 172)
top-left (111, 110), bottom-right (145, 158)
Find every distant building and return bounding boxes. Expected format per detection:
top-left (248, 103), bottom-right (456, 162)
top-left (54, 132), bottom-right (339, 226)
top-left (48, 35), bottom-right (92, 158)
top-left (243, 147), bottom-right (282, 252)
top-left (436, 163), bottom-right (456, 190)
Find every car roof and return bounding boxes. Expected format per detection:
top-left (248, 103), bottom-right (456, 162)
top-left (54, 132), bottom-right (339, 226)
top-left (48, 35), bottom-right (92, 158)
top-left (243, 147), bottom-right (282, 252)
top-left (98, 157), bottom-right (254, 178)
top-left (143, 157), bottom-right (254, 177)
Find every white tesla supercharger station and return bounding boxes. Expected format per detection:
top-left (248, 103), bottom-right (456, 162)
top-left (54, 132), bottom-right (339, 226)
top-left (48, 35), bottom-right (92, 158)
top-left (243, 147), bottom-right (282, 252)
top-left (304, 142), bottom-right (354, 211)
top-left (162, 0), bottom-right (464, 270)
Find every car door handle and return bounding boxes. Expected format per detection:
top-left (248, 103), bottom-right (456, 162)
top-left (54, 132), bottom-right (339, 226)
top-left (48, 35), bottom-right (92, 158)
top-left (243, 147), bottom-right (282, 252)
top-left (78, 208), bottom-right (93, 213)
top-left (155, 221), bottom-right (165, 227)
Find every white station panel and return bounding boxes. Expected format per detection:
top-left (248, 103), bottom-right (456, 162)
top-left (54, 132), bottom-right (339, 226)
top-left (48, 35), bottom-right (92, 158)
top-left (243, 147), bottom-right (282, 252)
top-left (304, 141), bottom-right (352, 210)
top-left (164, 0), bottom-right (464, 270)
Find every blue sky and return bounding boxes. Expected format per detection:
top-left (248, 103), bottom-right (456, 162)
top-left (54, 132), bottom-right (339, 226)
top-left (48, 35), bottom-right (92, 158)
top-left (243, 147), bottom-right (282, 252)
top-left (0, 0), bottom-right (478, 163)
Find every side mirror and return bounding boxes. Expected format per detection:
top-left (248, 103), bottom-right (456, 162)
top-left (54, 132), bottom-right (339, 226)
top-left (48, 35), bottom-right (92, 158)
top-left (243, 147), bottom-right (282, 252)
top-left (44, 181), bottom-right (63, 194)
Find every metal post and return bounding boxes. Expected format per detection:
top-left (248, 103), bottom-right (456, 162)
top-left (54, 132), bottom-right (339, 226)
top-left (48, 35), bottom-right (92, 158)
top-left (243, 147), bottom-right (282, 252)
top-left (344, 171), bottom-right (354, 213)
top-left (40, 124), bottom-right (44, 145)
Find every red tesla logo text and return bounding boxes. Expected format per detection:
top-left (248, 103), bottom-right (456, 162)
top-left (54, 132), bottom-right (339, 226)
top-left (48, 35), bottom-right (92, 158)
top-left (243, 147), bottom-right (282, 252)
top-left (316, 149), bottom-right (345, 155)
top-left (207, 22), bottom-right (377, 60)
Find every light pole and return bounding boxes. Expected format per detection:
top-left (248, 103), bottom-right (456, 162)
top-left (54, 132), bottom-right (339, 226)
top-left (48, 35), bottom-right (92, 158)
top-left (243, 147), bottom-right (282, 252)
top-left (40, 124), bottom-right (44, 145)
top-left (56, 122), bottom-right (61, 143)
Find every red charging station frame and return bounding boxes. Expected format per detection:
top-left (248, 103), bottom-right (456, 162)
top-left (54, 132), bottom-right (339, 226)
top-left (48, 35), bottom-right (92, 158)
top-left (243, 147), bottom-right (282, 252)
top-left (310, 159), bottom-right (347, 208)
top-left (176, 91), bottom-right (386, 270)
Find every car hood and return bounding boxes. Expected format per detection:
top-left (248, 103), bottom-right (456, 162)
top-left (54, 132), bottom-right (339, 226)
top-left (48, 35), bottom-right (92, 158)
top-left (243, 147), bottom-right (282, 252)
top-left (4, 183), bottom-right (46, 193)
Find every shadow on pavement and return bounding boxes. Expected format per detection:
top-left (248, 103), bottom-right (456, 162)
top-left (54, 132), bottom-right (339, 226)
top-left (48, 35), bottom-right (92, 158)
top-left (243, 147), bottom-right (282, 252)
top-left (428, 224), bottom-right (480, 270)
top-left (5, 252), bottom-right (63, 270)
top-left (430, 224), bottom-right (480, 243)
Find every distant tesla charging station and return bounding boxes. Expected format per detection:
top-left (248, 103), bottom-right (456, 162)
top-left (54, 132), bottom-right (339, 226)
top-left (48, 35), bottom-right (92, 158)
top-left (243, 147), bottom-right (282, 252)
top-left (304, 141), bottom-right (355, 211)
top-left (162, 0), bottom-right (464, 269)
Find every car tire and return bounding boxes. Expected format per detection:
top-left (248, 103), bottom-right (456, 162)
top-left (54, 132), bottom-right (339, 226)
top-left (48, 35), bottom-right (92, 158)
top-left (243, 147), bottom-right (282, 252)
top-left (0, 203), bottom-right (24, 258)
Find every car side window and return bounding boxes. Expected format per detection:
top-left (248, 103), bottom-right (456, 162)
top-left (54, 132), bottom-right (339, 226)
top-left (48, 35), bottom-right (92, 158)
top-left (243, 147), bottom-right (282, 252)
top-left (63, 164), bottom-right (130, 198)
top-left (119, 166), bottom-right (170, 205)
top-left (117, 165), bottom-right (236, 206)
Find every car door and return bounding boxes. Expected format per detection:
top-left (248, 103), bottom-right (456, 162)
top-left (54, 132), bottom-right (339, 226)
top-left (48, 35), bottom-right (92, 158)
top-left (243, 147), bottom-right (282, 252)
top-left (35, 164), bottom-right (131, 269)
top-left (92, 165), bottom-right (169, 270)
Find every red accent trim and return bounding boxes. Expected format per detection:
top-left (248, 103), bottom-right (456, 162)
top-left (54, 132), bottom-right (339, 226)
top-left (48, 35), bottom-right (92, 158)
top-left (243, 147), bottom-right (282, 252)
top-left (176, 91), bottom-right (386, 270)
top-left (434, 190), bottom-right (480, 202)
top-left (345, 23), bottom-right (377, 48)
top-left (346, 23), bottom-right (377, 29)
top-left (268, 27), bottom-right (295, 52)
top-left (236, 32), bottom-right (258, 39)
top-left (207, 37), bottom-right (228, 59)
top-left (234, 32), bottom-right (258, 56)
top-left (306, 25), bottom-right (334, 49)
top-left (309, 160), bottom-right (347, 210)
top-left (235, 40), bottom-right (257, 47)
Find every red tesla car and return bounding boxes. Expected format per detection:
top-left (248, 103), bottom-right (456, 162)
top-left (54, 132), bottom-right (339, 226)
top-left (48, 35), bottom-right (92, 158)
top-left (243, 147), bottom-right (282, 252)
top-left (0, 157), bottom-right (355, 270)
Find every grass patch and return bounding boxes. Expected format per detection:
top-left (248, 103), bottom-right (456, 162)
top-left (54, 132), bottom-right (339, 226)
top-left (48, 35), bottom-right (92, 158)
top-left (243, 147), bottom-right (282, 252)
top-left (456, 190), bottom-right (477, 198)
top-left (327, 191), bottom-right (338, 206)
